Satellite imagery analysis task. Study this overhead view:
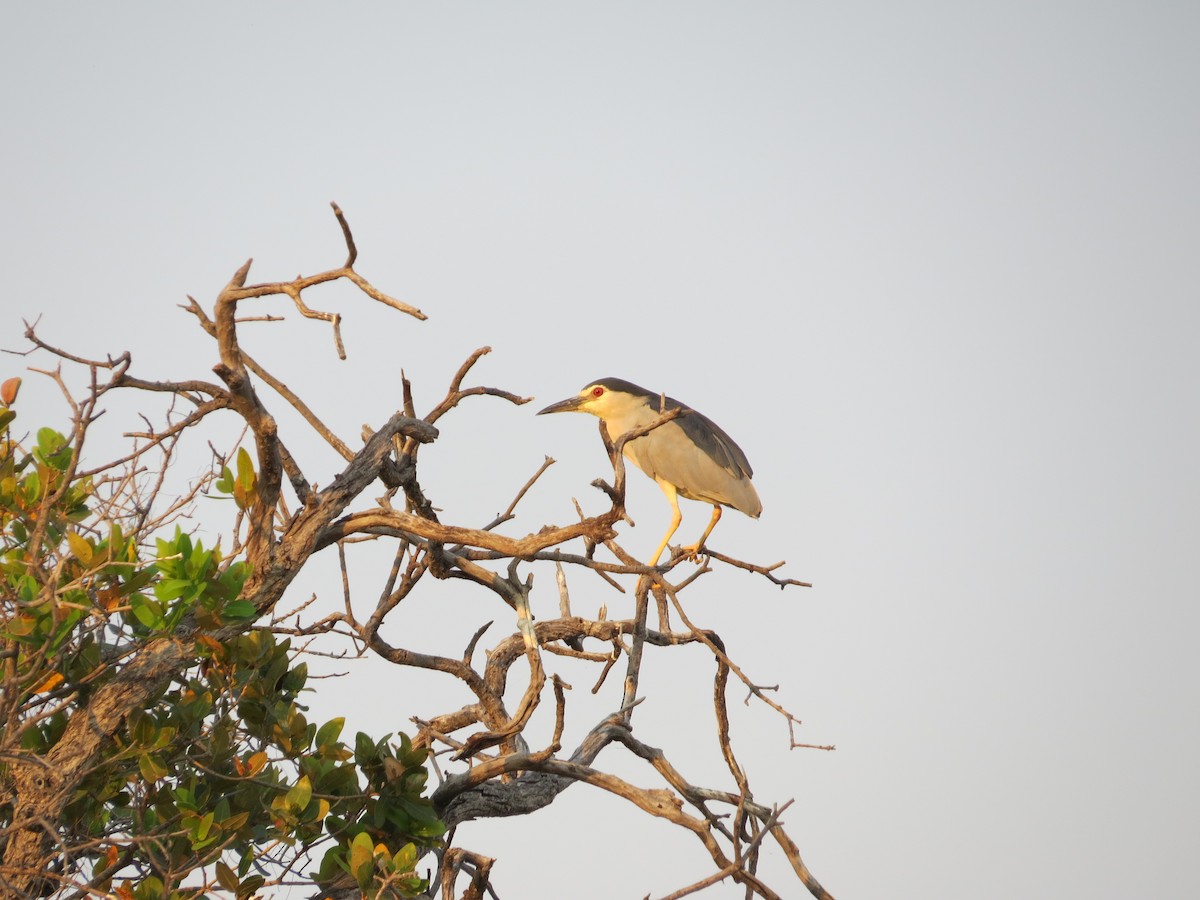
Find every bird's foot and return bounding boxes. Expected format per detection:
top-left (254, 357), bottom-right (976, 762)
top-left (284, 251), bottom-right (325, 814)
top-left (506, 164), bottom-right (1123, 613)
top-left (679, 543), bottom-right (708, 562)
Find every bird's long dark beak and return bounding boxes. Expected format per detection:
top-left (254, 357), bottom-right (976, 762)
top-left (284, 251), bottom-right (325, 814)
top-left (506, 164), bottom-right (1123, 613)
top-left (536, 396), bottom-right (586, 415)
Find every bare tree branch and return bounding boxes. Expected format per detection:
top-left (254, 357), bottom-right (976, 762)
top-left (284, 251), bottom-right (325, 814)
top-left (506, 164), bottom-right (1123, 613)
top-left (0, 205), bottom-right (833, 900)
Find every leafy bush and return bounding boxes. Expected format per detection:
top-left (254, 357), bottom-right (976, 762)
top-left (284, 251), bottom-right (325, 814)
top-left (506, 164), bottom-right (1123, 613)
top-left (0, 385), bottom-right (443, 898)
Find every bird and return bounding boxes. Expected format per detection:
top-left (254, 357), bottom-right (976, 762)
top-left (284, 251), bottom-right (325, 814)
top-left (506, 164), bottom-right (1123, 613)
top-left (537, 377), bottom-right (761, 565)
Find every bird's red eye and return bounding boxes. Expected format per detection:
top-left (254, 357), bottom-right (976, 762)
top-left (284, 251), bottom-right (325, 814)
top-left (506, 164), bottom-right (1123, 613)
top-left (592, 386), bottom-right (605, 398)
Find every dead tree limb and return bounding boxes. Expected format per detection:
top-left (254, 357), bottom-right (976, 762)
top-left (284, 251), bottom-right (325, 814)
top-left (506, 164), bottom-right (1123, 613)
top-left (1, 204), bottom-right (833, 900)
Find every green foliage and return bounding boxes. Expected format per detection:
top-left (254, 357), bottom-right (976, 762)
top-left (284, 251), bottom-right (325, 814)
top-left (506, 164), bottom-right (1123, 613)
top-left (150, 527), bottom-right (253, 631)
top-left (213, 447), bottom-right (258, 511)
top-left (0, 408), bottom-right (443, 898)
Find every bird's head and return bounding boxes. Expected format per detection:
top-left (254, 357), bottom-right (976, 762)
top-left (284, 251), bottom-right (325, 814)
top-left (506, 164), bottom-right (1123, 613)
top-left (536, 378), bottom-right (658, 423)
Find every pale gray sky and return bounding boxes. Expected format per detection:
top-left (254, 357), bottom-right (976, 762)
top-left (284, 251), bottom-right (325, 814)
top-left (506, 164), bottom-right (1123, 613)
top-left (4, 3), bottom-right (1197, 898)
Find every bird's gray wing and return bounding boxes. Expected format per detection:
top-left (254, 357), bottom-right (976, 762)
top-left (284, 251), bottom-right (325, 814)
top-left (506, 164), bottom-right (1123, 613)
top-left (674, 407), bottom-right (754, 479)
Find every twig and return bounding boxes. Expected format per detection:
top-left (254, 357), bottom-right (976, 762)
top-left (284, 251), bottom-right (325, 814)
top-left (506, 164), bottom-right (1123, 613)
top-left (701, 548), bottom-right (812, 589)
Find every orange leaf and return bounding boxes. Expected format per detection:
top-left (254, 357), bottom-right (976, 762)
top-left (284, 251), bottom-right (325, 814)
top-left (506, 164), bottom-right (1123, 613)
top-left (1, 377), bottom-right (20, 406)
top-left (196, 634), bottom-right (223, 653)
top-left (97, 586), bottom-right (122, 612)
top-left (33, 671), bottom-right (64, 693)
top-left (246, 750), bottom-right (268, 777)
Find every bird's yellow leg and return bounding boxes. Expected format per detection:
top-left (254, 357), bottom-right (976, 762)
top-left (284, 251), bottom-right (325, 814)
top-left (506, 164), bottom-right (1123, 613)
top-left (651, 478), bottom-right (683, 565)
top-left (682, 505), bottom-right (723, 559)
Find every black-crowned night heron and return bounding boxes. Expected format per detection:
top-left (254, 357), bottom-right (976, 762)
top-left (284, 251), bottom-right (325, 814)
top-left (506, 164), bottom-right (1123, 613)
top-left (538, 378), bottom-right (762, 565)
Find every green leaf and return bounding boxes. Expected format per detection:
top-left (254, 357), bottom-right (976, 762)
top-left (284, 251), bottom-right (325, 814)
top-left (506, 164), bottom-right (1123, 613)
top-left (133, 875), bottom-right (165, 900)
top-left (392, 842), bottom-right (417, 872)
top-left (185, 546), bottom-right (213, 580)
top-left (66, 531), bottom-right (93, 565)
top-left (109, 522), bottom-right (125, 555)
top-left (315, 717), bottom-right (345, 749)
top-left (155, 577), bottom-right (195, 602)
top-left (173, 786), bottom-right (197, 812)
top-left (20, 725), bottom-right (47, 752)
top-left (13, 575), bottom-right (38, 605)
top-left (315, 844), bottom-right (346, 884)
top-left (236, 446), bottom-right (255, 483)
top-left (130, 595), bottom-right (166, 631)
top-left (285, 775), bottom-right (312, 812)
top-left (282, 660), bottom-right (308, 693)
top-left (35, 427), bottom-right (72, 469)
top-left (233, 447), bottom-right (257, 510)
top-left (236, 874), bottom-right (265, 900)
top-left (138, 753), bottom-right (168, 782)
top-left (49, 607), bottom-right (85, 652)
top-left (194, 810), bottom-right (215, 842)
top-left (349, 832), bottom-right (375, 890)
top-left (129, 711), bottom-right (158, 746)
top-left (23, 467), bottom-right (41, 503)
top-left (354, 731), bottom-right (375, 764)
top-left (222, 599), bottom-right (257, 622)
top-left (410, 813), bottom-right (446, 839)
top-left (36, 427), bottom-right (62, 451)
top-left (215, 861), bottom-right (239, 893)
